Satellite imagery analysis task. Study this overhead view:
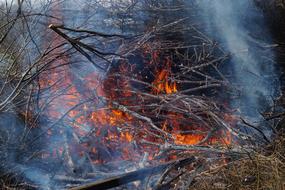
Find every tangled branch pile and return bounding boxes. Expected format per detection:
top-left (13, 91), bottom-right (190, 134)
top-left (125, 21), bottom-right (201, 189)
top-left (0, 0), bottom-right (284, 189)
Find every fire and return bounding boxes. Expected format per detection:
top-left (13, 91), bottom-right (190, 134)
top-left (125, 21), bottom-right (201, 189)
top-left (152, 58), bottom-right (177, 94)
top-left (39, 4), bottom-right (138, 162)
top-left (174, 134), bottom-right (204, 145)
top-left (164, 117), bottom-right (233, 146)
top-left (153, 69), bottom-right (177, 94)
top-left (90, 109), bottom-right (132, 127)
top-left (121, 132), bottom-right (133, 142)
top-left (40, 8), bottom-right (236, 164)
top-left (173, 132), bottom-right (232, 146)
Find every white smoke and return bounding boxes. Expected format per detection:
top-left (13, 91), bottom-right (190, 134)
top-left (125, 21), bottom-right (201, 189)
top-left (196, 0), bottom-right (280, 120)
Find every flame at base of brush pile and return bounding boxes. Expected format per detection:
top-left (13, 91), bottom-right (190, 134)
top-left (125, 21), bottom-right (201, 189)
top-left (39, 41), bottom-right (236, 165)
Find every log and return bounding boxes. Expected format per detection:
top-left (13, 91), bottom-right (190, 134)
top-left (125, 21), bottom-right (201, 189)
top-left (69, 157), bottom-right (196, 190)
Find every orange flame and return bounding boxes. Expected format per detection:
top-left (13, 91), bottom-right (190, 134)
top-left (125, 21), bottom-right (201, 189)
top-left (152, 58), bottom-right (177, 94)
top-left (174, 134), bottom-right (204, 145)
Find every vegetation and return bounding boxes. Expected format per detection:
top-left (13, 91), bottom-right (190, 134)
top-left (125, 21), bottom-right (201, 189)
top-left (0, 0), bottom-right (284, 189)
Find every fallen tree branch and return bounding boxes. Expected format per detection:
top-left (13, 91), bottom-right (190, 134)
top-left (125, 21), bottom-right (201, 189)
top-left (69, 157), bottom-right (196, 190)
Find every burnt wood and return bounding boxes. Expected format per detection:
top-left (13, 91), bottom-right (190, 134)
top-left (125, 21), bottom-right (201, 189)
top-left (69, 156), bottom-right (196, 190)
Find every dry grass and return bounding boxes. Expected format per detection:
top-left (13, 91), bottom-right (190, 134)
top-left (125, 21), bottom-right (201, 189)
top-left (190, 133), bottom-right (285, 190)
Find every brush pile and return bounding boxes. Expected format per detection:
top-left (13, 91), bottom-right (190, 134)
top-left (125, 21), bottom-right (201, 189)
top-left (0, 0), bottom-right (284, 190)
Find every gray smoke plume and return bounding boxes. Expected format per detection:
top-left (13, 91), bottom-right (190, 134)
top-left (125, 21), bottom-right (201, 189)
top-left (194, 0), bottom-right (280, 121)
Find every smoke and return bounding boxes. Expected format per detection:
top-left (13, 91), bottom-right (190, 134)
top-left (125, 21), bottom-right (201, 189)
top-left (16, 0), bottom-right (140, 188)
top-left (0, 0), bottom-right (282, 189)
top-left (194, 0), bottom-right (280, 121)
top-left (0, 113), bottom-right (55, 189)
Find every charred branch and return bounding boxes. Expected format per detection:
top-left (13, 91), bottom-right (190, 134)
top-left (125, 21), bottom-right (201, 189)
top-left (69, 157), bottom-right (196, 190)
